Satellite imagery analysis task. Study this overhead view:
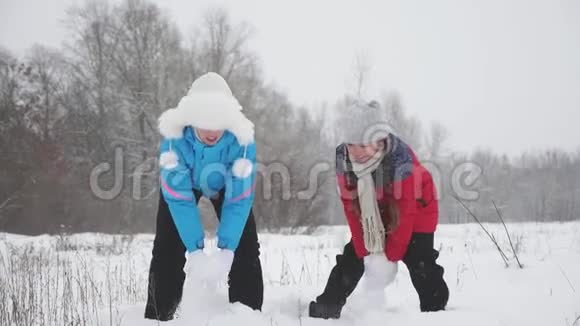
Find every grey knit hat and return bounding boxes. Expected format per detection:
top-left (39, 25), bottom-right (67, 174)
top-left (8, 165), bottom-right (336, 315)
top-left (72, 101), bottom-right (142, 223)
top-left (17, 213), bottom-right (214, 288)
top-left (335, 98), bottom-right (392, 145)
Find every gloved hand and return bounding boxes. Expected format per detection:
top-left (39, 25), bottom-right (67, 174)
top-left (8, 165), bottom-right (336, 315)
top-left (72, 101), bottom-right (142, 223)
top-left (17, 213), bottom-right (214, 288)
top-left (183, 250), bottom-right (210, 287)
top-left (363, 254), bottom-right (398, 289)
top-left (206, 249), bottom-right (234, 285)
top-left (362, 253), bottom-right (398, 308)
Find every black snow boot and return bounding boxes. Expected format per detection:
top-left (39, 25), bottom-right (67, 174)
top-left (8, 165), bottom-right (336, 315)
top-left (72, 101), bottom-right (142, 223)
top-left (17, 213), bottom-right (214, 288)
top-left (309, 241), bottom-right (364, 319)
top-left (308, 301), bottom-right (343, 319)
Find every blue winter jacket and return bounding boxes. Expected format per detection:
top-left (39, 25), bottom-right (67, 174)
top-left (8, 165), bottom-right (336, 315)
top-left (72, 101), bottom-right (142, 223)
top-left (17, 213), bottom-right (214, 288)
top-left (159, 127), bottom-right (256, 252)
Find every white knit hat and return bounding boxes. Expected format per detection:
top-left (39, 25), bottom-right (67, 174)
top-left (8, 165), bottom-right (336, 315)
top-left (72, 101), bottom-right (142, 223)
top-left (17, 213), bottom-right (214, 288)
top-left (158, 72), bottom-right (254, 178)
top-left (335, 98), bottom-right (392, 145)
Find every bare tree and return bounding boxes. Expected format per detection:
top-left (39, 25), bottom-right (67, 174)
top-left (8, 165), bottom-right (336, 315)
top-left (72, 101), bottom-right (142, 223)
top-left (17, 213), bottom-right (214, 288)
top-left (381, 91), bottom-right (423, 151)
top-left (64, 0), bottom-right (118, 164)
top-left (192, 7), bottom-right (261, 107)
top-left (110, 0), bottom-right (185, 157)
top-left (351, 52), bottom-right (373, 99)
top-left (424, 121), bottom-right (449, 161)
top-left (26, 45), bottom-right (68, 141)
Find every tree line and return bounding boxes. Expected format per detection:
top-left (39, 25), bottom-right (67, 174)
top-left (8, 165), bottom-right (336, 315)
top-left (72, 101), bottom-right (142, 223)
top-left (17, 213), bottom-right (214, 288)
top-left (0, 0), bottom-right (578, 235)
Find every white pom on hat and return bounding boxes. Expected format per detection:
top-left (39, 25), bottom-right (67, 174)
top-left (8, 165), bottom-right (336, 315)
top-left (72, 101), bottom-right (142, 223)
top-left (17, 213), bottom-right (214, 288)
top-left (232, 158), bottom-right (253, 178)
top-left (159, 151), bottom-right (179, 169)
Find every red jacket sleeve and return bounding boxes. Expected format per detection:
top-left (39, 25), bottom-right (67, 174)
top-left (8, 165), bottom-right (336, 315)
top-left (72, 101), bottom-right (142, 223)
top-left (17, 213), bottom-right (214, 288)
top-left (386, 175), bottom-right (419, 261)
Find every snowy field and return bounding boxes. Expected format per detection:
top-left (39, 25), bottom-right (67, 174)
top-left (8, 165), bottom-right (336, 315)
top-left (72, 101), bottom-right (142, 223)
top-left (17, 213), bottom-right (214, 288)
top-left (1, 222), bottom-right (579, 326)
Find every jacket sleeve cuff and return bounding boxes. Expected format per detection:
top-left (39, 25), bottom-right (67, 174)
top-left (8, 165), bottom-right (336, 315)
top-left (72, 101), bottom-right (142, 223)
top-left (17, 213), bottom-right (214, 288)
top-left (186, 239), bottom-right (205, 253)
top-left (217, 238), bottom-right (237, 251)
top-left (386, 244), bottom-right (407, 262)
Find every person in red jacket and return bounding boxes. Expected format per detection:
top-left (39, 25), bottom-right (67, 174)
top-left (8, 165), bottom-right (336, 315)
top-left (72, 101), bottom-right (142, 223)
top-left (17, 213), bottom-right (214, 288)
top-left (309, 99), bottom-right (449, 319)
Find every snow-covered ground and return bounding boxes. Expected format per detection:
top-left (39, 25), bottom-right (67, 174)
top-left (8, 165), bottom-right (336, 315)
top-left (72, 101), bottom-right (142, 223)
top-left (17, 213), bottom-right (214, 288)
top-left (1, 222), bottom-right (579, 326)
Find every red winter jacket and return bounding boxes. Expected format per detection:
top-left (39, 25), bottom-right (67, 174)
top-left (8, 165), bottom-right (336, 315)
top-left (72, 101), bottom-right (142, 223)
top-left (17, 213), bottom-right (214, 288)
top-left (335, 134), bottom-right (439, 261)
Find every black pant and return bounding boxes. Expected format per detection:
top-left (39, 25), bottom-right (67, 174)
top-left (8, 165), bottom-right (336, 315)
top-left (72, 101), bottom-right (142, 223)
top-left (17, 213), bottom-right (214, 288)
top-left (144, 190), bottom-right (264, 321)
top-left (316, 233), bottom-right (449, 312)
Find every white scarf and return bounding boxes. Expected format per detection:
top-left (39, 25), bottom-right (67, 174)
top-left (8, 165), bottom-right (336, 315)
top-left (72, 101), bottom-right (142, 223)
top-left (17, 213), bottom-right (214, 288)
top-left (350, 149), bottom-right (386, 254)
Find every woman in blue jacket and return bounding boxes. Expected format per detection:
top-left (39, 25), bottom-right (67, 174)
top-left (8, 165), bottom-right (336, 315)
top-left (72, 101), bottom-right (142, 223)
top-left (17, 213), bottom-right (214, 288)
top-left (144, 73), bottom-right (262, 321)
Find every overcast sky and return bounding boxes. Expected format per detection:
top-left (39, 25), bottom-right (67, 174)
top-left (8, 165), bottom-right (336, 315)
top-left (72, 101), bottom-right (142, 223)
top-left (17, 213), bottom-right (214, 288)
top-left (1, 0), bottom-right (579, 155)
